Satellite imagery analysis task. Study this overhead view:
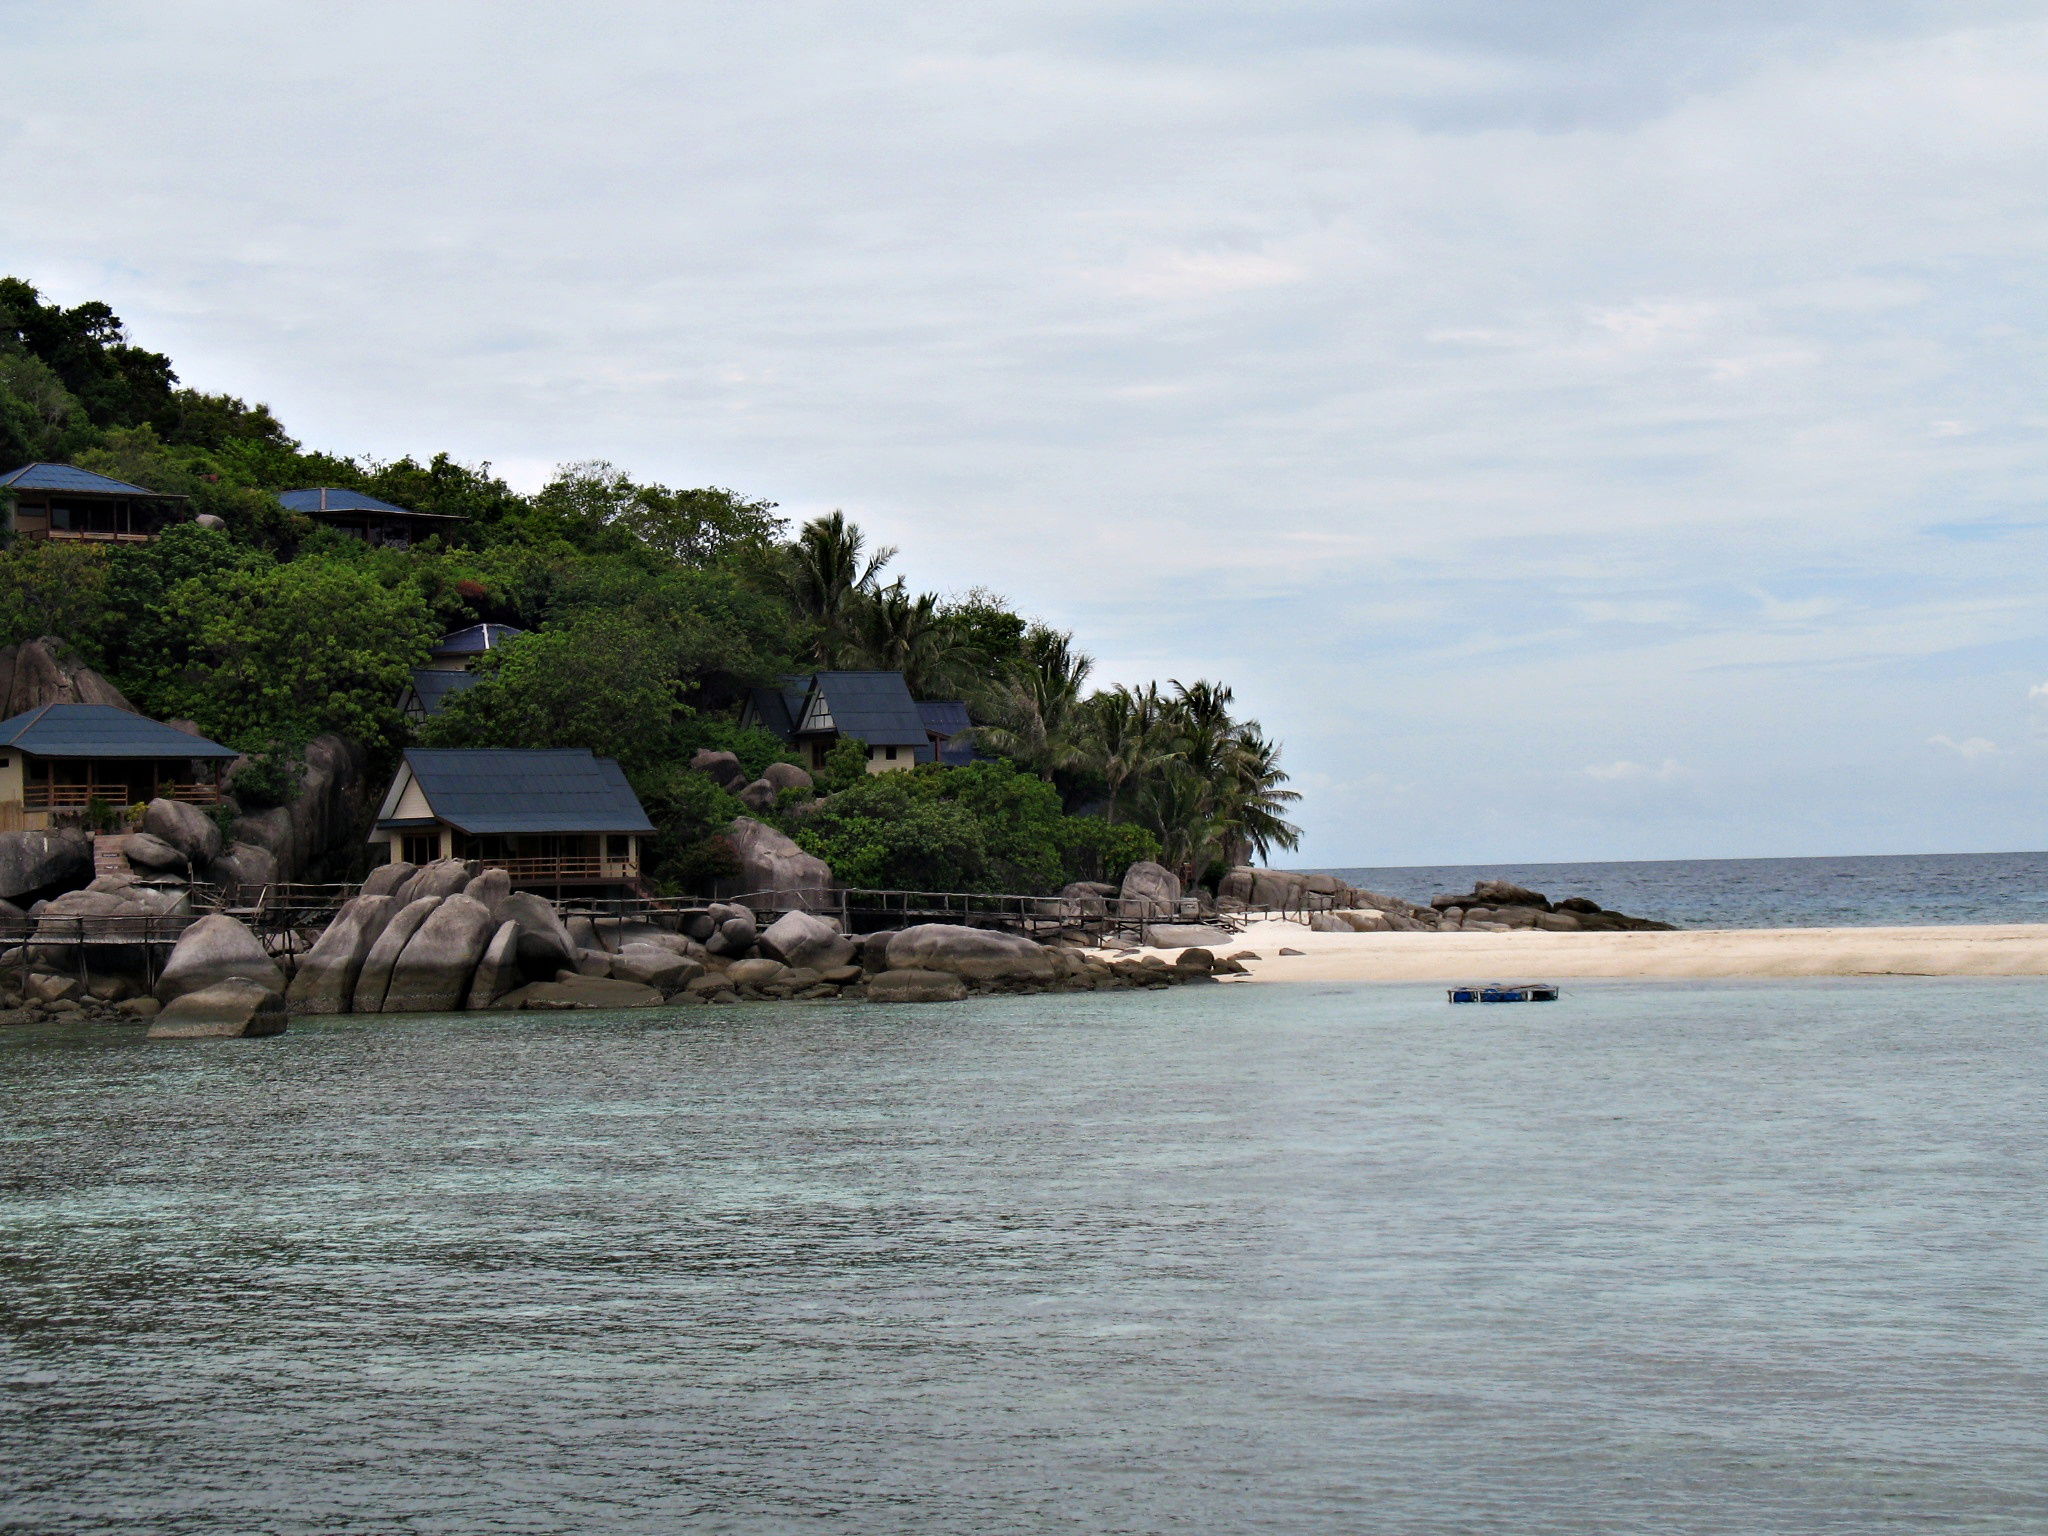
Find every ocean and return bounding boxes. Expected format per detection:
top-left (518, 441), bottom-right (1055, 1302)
top-left (1320, 849), bottom-right (2048, 929)
top-left (3, 982), bottom-right (2043, 1534)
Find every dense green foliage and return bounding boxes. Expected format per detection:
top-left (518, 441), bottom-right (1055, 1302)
top-left (0, 277), bottom-right (1298, 892)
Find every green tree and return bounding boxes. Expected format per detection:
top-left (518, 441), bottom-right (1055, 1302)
top-left (155, 557), bottom-right (435, 749)
top-left (0, 541), bottom-right (113, 652)
top-left (779, 511), bottom-right (894, 665)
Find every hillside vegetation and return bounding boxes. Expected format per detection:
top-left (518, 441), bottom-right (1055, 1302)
top-left (0, 278), bottom-right (1300, 894)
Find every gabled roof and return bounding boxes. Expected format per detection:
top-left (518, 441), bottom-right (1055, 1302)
top-left (391, 748), bottom-right (652, 835)
top-left (404, 668), bottom-right (480, 715)
top-left (917, 700), bottom-right (973, 738)
top-left (0, 704), bottom-right (237, 759)
top-left (805, 671), bottom-right (930, 747)
top-left (0, 462), bottom-right (180, 498)
top-left (744, 676), bottom-right (811, 741)
top-left (279, 487), bottom-right (464, 519)
top-left (431, 623), bottom-right (526, 657)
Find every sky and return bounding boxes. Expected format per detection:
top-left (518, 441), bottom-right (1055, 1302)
top-left (4, 0), bottom-right (2047, 866)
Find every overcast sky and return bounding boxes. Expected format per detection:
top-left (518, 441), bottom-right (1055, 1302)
top-left (6, 0), bottom-right (2047, 865)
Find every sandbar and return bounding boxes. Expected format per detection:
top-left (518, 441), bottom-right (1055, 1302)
top-left (1144, 920), bottom-right (2048, 982)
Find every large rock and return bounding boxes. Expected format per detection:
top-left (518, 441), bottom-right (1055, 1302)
top-left (142, 799), bottom-right (223, 866)
top-left (884, 923), bottom-right (1057, 983)
top-left (155, 914), bottom-right (284, 1003)
top-left (463, 868), bottom-right (512, 920)
top-left (1119, 861), bottom-right (1182, 918)
top-left (760, 762), bottom-right (813, 793)
top-left (690, 749), bottom-right (745, 790)
top-left (360, 861), bottom-right (416, 899)
top-left (0, 828), bottom-right (90, 900)
top-left (205, 841), bottom-right (277, 896)
top-left (287, 894), bottom-right (395, 1014)
top-left (725, 957), bottom-right (789, 988)
top-left (465, 921), bottom-right (523, 1009)
top-left (147, 978), bottom-right (287, 1039)
top-left (736, 778), bottom-right (778, 814)
top-left (1307, 914), bottom-right (1353, 933)
top-left (1474, 879), bottom-right (1550, 909)
top-left (498, 891), bottom-right (576, 974)
top-left (223, 734), bottom-right (369, 885)
top-left (0, 636), bottom-right (132, 715)
top-left (394, 858), bottom-right (473, 906)
top-left (755, 910), bottom-right (855, 971)
top-left (491, 975), bottom-right (664, 1010)
top-left (350, 896), bottom-right (442, 1013)
top-left (1144, 922), bottom-right (1236, 949)
top-left (708, 910), bottom-right (758, 958)
top-left (118, 831), bottom-right (188, 872)
top-left (721, 818), bottom-right (836, 911)
top-left (381, 894), bottom-right (496, 1013)
top-left (609, 942), bottom-right (700, 992)
top-left (866, 968), bottom-right (969, 1003)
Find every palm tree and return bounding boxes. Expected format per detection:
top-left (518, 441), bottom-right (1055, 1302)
top-left (780, 512), bottom-right (896, 665)
top-left (848, 580), bottom-right (980, 697)
top-left (1219, 724), bottom-right (1302, 863)
top-left (1083, 683), bottom-right (1171, 823)
top-left (973, 625), bottom-right (1094, 781)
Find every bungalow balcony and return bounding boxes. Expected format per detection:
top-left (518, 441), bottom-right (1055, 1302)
top-left (22, 778), bottom-right (223, 811)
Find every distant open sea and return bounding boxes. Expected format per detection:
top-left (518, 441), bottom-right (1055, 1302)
top-left (1318, 850), bottom-right (2048, 929)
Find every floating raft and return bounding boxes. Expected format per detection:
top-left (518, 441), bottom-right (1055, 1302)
top-left (1448, 982), bottom-right (1560, 1004)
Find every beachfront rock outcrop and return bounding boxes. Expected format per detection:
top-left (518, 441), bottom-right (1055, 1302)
top-left (708, 907), bottom-right (758, 958)
top-left (609, 942), bottom-right (699, 992)
top-left (756, 910), bottom-right (855, 971)
top-left (885, 923), bottom-right (1057, 983)
top-left (1307, 914), bottom-right (1353, 933)
top-left (690, 749), bottom-right (746, 790)
top-left (155, 914), bottom-right (284, 1004)
top-left (463, 868), bottom-right (512, 920)
top-left (117, 832), bottom-right (187, 872)
top-left (351, 896), bottom-right (442, 1013)
top-left (0, 829), bottom-right (90, 900)
top-left (396, 858), bottom-right (474, 906)
top-left (1145, 922), bottom-right (1235, 949)
top-left (492, 975), bottom-right (663, 1010)
top-left (494, 892), bottom-right (576, 973)
top-left (206, 841), bottom-right (278, 896)
top-left (360, 861), bottom-right (416, 899)
top-left (1120, 861), bottom-right (1181, 918)
top-left (465, 921), bottom-right (523, 1009)
top-left (286, 893), bottom-right (395, 1013)
top-left (148, 978), bottom-right (287, 1039)
top-left (381, 894), bottom-right (496, 1013)
top-left (866, 968), bottom-right (969, 1003)
top-left (143, 798), bottom-right (224, 867)
top-left (722, 818), bottom-right (835, 910)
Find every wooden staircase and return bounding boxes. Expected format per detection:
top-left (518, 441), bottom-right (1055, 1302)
top-left (92, 833), bottom-right (132, 881)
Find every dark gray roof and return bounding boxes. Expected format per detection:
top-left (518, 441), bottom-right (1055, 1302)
top-left (808, 671), bottom-right (930, 747)
top-left (0, 704), bottom-right (237, 760)
top-left (279, 487), bottom-right (464, 519)
top-left (917, 700), bottom-right (973, 737)
top-left (432, 623), bottom-right (526, 657)
top-left (745, 680), bottom-right (805, 741)
top-left (405, 669), bottom-right (480, 715)
top-left (0, 462), bottom-right (177, 497)
top-left (396, 749), bottom-right (652, 835)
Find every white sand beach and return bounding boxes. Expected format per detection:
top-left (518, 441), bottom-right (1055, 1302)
top-left (1144, 920), bottom-right (2048, 982)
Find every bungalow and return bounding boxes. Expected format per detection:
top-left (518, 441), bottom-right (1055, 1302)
top-left (740, 671), bottom-right (966, 774)
top-left (1, 462), bottom-right (187, 544)
top-left (0, 704), bottom-right (237, 833)
top-left (278, 487), bottom-right (467, 549)
top-left (369, 748), bottom-right (652, 893)
top-left (398, 623), bottom-right (527, 721)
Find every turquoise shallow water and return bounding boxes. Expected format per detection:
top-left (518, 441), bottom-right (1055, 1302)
top-left (3, 982), bottom-right (2045, 1534)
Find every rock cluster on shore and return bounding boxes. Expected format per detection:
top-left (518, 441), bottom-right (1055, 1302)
top-left (1214, 868), bottom-right (1674, 934)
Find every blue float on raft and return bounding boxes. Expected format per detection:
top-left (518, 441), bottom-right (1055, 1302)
top-left (1448, 982), bottom-right (1560, 1004)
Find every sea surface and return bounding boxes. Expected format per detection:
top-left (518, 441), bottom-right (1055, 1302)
top-left (1321, 849), bottom-right (2048, 929)
top-left (3, 983), bottom-right (2044, 1534)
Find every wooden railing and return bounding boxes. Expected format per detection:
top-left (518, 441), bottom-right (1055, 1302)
top-left (41, 529), bottom-right (159, 544)
top-left (473, 855), bottom-right (635, 882)
top-left (22, 781), bottom-right (220, 810)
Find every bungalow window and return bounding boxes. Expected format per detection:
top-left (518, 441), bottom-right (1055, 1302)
top-left (607, 835), bottom-right (631, 860)
top-left (884, 745), bottom-right (898, 761)
top-left (401, 831), bottom-right (439, 864)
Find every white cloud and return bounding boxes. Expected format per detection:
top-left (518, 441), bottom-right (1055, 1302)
top-left (1584, 759), bottom-right (1688, 782)
top-left (1928, 734), bottom-right (2000, 759)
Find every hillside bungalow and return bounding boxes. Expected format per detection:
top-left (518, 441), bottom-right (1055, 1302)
top-left (424, 622), bottom-right (526, 672)
top-left (397, 623), bottom-right (527, 721)
top-left (278, 487), bottom-right (466, 549)
top-left (370, 748), bottom-right (652, 893)
top-left (740, 671), bottom-right (968, 773)
top-left (1, 463), bottom-right (187, 544)
top-left (0, 704), bottom-right (237, 833)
